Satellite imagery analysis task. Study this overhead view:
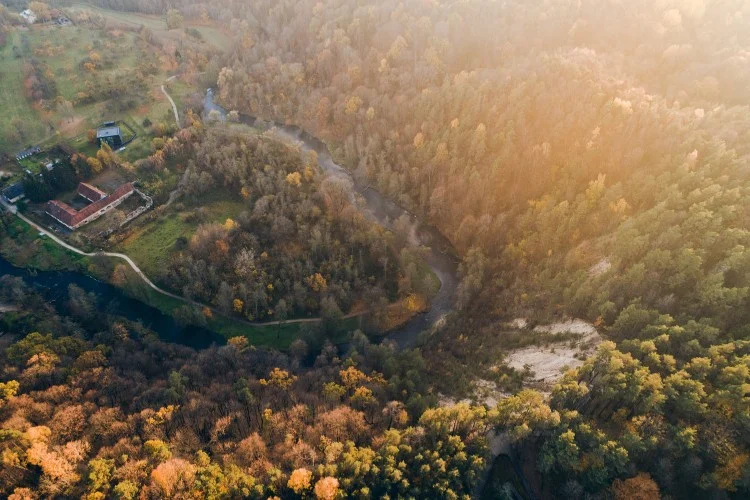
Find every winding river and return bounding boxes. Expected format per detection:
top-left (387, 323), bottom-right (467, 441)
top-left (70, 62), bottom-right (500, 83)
top-left (0, 92), bottom-right (459, 351)
top-left (0, 255), bottom-right (222, 348)
top-left (205, 90), bottom-right (459, 348)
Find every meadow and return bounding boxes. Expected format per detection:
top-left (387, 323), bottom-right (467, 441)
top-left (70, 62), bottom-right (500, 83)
top-left (0, 31), bottom-right (48, 152)
top-left (67, 2), bottom-right (231, 51)
top-left (0, 25), bottom-right (169, 154)
top-left (0, 1), bottom-right (223, 158)
top-left (115, 197), bottom-right (247, 279)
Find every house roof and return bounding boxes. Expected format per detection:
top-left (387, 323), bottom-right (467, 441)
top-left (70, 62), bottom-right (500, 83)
top-left (46, 182), bottom-right (134, 227)
top-left (2, 183), bottom-right (25, 200)
top-left (97, 126), bottom-right (121, 138)
top-left (46, 200), bottom-right (78, 227)
top-left (77, 182), bottom-right (107, 202)
top-left (16, 146), bottom-right (40, 160)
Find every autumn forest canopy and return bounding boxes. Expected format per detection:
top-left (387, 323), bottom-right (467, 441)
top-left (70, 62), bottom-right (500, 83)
top-left (1, 0), bottom-right (750, 498)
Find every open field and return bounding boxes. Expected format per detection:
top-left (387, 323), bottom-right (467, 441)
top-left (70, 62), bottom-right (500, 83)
top-left (0, 22), bottom-right (177, 155)
top-left (67, 3), bottom-right (232, 51)
top-left (1, 213), bottom-right (358, 349)
top-left (0, 215), bottom-right (88, 271)
top-left (112, 252), bottom-right (358, 349)
top-left (116, 197), bottom-right (247, 279)
top-left (0, 160), bottom-right (22, 188)
top-left (0, 30), bottom-right (49, 152)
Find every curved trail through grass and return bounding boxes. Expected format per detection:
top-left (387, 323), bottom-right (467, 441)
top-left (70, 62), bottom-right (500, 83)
top-left (1, 86), bottom-right (457, 342)
top-left (160, 76), bottom-right (190, 208)
top-left (161, 75), bottom-right (180, 126)
top-left (5, 203), bottom-right (355, 328)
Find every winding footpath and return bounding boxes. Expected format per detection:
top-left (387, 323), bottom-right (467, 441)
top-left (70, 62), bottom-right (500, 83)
top-left (12, 208), bottom-right (196, 307)
top-left (0, 198), bottom-right (351, 328)
top-left (205, 90), bottom-right (460, 348)
top-left (161, 75), bottom-right (180, 126)
top-left (160, 77), bottom-right (193, 209)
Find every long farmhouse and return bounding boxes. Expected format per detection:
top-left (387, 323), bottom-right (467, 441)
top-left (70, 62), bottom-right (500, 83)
top-left (46, 182), bottom-right (134, 230)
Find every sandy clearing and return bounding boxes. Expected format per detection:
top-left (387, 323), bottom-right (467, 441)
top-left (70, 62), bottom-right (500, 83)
top-left (506, 319), bottom-right (601, 386)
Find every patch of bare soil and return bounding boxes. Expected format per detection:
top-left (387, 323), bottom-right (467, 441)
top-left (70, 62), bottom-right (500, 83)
top-left (506, 319), bottom-right (601, 387)
top-left (89, 169), bottom-right (130, 192)
top-left (59, 116), bottom-right (85, 136)
top-left (588, 257), bottom-right (612, 277)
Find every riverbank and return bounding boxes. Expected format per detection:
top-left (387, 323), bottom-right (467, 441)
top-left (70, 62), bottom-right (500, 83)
top-left (203, 90), bottom-right (460, 348)
top-left (0, 211), bottom-right (344, 348)
top-left (0, 90), bottom-right (460, 351)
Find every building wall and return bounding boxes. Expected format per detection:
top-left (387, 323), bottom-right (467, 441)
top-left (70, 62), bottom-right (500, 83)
top-left (98, 135), bottom-right (123, 149)
top-left (72, 190), bottom-right (134, 228)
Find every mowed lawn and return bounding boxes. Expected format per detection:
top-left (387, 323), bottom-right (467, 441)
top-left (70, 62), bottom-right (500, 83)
top-left (116, 199), bottom-right (247, 279)
top-left (0, 31), bottom-right (48, 153)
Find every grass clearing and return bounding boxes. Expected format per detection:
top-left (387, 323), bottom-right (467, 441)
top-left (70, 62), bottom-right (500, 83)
top-left (116, 198), bottom-right (247, 279)
top-left (67, 3), bottom-right (231, 51)
top-left (2, 209), bottom-right (360, 349)
top-left (0, 215), bottom-right (88, 272)
top-left (0, 31), bottom-right (48, 153)
top-left (115, 261), bottom-right (356, 349)
top-left (0, 22), bottom-right (178, 155)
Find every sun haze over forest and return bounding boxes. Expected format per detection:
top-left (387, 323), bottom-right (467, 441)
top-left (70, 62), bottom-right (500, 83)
top-left (0, 1), bottom-right (749, 498)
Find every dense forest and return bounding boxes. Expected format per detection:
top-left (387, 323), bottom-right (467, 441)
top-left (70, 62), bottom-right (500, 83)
top-left (128, 124), bottom-right (432, 325)
top-left (210, 2), bottom-right (750, 494)
top-left (0, 276), bottom-right (488, 498)
top-left (2, 0), bottom-right (750, 497)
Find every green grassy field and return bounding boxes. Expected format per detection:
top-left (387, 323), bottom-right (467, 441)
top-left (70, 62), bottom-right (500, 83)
top-left (116, 259), bottom-right (357, 349)
top-left (0, 216), bottom-right (88, 272)
top-left (116, 198), bottom-right (247, 278)
top-left (2, 214), bottom-right (354, 349)
top-left (0, 31), bottom-right (48, 153)
top-left (67, 3), bottom-right (231, 51)
top-left (28, 26), bottom-right (141, 101)
top-left (0, 23), bottom-right (178, 155)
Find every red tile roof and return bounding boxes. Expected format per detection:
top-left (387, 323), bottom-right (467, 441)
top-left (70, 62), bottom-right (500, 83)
top-left (46, 182), bottom-right (134, 228)
top-left (77, 182), bottom-right (106, 202)
top-left (46, 200), bottom-right (78, 227)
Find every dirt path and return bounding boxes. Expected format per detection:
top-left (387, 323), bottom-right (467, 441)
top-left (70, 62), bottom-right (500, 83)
top-left (161, 76), bottom-right (180, 127)
top-left (160, 75), bottom-right (193, 209)
top-left (2, 201), bottom-right (361, 328)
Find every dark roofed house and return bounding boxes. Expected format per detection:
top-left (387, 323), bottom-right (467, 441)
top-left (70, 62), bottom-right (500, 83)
top-left (46, 182), bottom-right (135, 230)
top-left (97, 126), bottom-right (123, 149)
top-left (77, 182), bottom-right (107, 202)
top-left (1, 183), bottom-right (25, 203)
top-left (16, 146), bottom-right (41, 161)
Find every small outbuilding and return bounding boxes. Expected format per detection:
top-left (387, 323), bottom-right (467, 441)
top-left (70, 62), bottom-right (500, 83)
top-left (1, 183), bottom-right (25, 204)
top-left (96, 125), bottom-right (123, 149)
top-left (16, 146), bottom-right (41, 161)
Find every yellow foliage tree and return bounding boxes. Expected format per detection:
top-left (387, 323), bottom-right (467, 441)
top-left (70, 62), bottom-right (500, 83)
top-left (306, 273), bottom-right (327, 292)
top-left (286, 172), bottom-right (302, 186)
top-left (287, 468), bottom-right (312, 494)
